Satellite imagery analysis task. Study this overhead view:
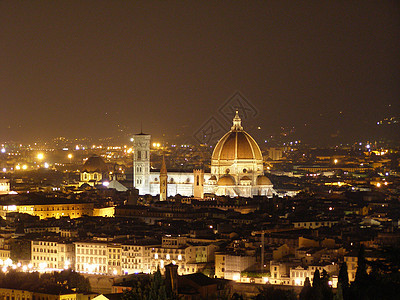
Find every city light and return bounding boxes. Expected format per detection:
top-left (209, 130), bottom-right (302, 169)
top-left (37, 153), bottom-right (44, 160)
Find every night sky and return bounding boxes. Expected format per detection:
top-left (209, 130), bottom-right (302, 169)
top-left (1, 1), bottom-right (399, 144)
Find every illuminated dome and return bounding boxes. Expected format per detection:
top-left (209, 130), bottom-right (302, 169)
top-left (212, 111), bottom-right (262, 162)
top-left (217, 175), bottom-right (236, 186)
top-left (82, 155), bottom-right (108, 173)
top-left (256, 175), bottom-right (272, 186)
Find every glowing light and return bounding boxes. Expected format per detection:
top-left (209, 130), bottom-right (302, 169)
top-left (103, 181), bottom-right (109, 187)
top-left (39, 262), bottom-right (47, 271)
top-left (44, 162), bottom-right (49, 168)
top-left (334, 159), bottom-right (338, 164)
top-left (376, 182), bottom-right (381, 187)
top-left (17, 262), bottom-right (21, 267)
top-left (166, 254), bottom-right (170, 260)
top-left (7, 205), bottom-right (17, 211)
top-left (22, 265), bottom-right (27, 272)
top-left (328, 280), bottom-right (333, 286)
top-left (1, 148), bottom-right (5, 153)
top-left (22, 165), bottom-right (27, 170)
top-left (178, 254), bottom-right (182, 261)
top-left (154, 253), bottom-right (158, 259)
top-left (232, 274), bottom-right (240, 281)
top-left (113, 269), bottom-right (117, 275)
top-left (2, 168), bottom-right (6, 172)
top-left (5, 259), bottom-right (12, 266)
top-left (37, 153), bottom-right (44, 160)
top-left (295, 278), bottom-right (301, 285)
top-left (68, 154), bottom-right (73, 159)
top-left (15, 165), bottom-right (21, 170)
top-left (64, 260), bottom-right (70, 269)
top-left (2, 267), bottom-right (6, 273)
top-left (263, 277), bottom-right (269, 283)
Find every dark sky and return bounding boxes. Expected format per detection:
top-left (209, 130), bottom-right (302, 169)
top-left (1, 1), bottom-right (399, 144)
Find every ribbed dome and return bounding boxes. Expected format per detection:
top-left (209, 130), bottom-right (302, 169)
top-left (217, 175), bottom-right (236, 186)
top-left (256, 175), bottom-right (272, 186)
top-left (212, 111), bottom-right (262, 161)
top-left (82, 155), bottom-right (108, 172)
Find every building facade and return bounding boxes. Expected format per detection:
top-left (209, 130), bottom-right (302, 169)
top-left (133, 111), bottom-right (274, 198)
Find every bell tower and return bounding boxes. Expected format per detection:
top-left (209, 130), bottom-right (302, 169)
top-left (132, 133), bottom-right (151, 195)
top-left (159, 155), bottom-right (168, 201)
top-left (193, 169), bottom-right (204, 199)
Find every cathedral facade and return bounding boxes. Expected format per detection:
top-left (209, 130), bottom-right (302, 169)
top-left (132, 111), bottom-right (274, 198)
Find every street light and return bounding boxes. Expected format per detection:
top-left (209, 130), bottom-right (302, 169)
top-left (37, 153), bottom-right (44, 160)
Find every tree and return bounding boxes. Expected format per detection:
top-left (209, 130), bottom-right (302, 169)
top-left (10, 239), bottom-right (31, 262)
top-left (337, 262), bottom-right (349, 299)
top-left (320, 270), bottom-right (333, 300)
top-left (354, 245), bottom-right (368, 285)
top-left (312, 269), bottom-right (321, 288)
top-left (122, 268), bottom-right (177, 300)
top-left (299, 277), bottom-right (312, 300)
top-left (338, 262), bottom-right (349, 291)
top-left (311, 269), bottom-right (324, 300)
top-left (254, 286), bottom-right (297, 300)
top-left (334, 283), bottom-right (344, 300)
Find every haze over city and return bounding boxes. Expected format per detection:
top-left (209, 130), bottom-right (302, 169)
top-left (1, 1), bottom-right (399, 144)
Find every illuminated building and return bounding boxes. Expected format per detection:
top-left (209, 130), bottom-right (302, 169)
top-left (121, 244), bottom-right (153, 275)
top-left (215, 252), bottom-right (256, 280)
top-left (133, 111), bottom-right (274, 198)
top-left (79, 155), bottom-right (110, 187)
top-left (0, 198), bottom-right (94, 219)
top-left (74, 241), bottom-right (108, 274)
top-left (31, 240), bottom-right (75, 270)
top-left (107, 243), bottom-right (122, 275)
top-left (0, 288), bottom-right (78, 300)
top-left (132, 133), bottom-right (151, 195)
top-left (0, 179), bottom-right (10, 195)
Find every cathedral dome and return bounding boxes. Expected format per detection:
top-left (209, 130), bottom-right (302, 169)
top-left (256, 175), bottom-right (272, 186)
top-left (212, 111), bottom-right (262, 162)
top-left (82, 155), bottom-right (108, 173)
top-left (217, 175), bottom-right (236, 186)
